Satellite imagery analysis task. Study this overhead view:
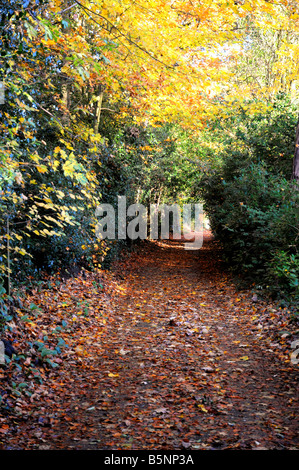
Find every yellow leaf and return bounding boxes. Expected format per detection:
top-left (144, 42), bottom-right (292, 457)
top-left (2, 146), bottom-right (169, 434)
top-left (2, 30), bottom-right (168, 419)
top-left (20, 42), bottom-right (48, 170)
top-left (197, 404), bottom-right (208, 413)
top-left (30, 153), bottom-right (40, 163)
top-left (108, 372), bottom-right (119, 378)
top-left (62, 160), bottom-right (75, 177)
top-left (52, 160), bottom-right (60, 171)
top-left (36, 165), bottom-right (48, 173)
top-left (240, 356), bottom-right (249, 361)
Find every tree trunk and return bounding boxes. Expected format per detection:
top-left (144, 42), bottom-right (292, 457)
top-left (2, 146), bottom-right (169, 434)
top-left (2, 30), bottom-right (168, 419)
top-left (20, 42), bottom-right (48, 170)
top-left (93, 85), bottom-right (104, 133)
top-left (3, 218), bottom-right (11, 296)
top-left (61, 76), bottom-right (71, 125)
top-left (292, 114), bottom-right (299, 183)
top-left (60, 8), bottom-right (71, 126)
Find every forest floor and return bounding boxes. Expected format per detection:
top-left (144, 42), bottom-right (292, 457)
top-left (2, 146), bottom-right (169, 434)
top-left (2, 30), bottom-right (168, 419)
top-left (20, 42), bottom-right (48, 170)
top-left (0, 231), bottom-right (298, 451)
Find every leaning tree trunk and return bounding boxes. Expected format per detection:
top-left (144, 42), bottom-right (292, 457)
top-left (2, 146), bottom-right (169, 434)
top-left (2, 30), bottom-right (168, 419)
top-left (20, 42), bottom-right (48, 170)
top-left (93, 85), bottom-right (104, 134)
top-left (292, 114), bottom-right (299, 183)
top-left (61, 73), bottom-right (71, 126)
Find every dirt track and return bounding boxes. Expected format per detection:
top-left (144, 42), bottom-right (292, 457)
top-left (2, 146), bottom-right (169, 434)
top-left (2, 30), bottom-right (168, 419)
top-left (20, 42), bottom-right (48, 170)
top-left (3, 232), bottom-right (298, 450)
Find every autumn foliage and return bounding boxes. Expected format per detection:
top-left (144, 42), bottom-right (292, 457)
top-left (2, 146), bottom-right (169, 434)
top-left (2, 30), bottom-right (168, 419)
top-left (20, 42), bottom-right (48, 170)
top-left (0, 0), bottom-right (298, 452)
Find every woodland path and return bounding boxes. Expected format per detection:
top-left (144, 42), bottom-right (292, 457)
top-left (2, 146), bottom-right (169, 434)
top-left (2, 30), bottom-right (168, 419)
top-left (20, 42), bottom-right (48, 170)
top-left (3, 232), bottom-right (298, 450)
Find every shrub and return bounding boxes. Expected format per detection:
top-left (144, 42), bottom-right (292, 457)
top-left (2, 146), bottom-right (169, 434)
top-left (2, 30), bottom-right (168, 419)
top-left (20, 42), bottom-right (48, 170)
top-left (201, 158), bottom-right (299, 300)
top-left (267, 251), bottom-right (299, 300)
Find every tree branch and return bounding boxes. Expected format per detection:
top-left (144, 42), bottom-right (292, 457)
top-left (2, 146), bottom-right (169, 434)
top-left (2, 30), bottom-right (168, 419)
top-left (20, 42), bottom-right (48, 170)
top-left (73, 0), bottom-right (175, 70)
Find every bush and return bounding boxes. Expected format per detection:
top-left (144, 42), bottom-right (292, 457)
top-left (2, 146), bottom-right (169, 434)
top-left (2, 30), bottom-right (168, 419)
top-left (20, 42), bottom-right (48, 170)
top-left (199, 96), bottom-right (299, 301)
top-left (201, 157), bottom-right (299, 300)
top-left (268, 251), bottom-right (299, 300)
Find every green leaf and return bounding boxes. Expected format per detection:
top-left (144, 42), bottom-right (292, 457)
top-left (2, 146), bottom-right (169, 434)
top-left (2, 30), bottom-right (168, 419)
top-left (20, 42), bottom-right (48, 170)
top-left (41, 348), bottom-right (57, 358)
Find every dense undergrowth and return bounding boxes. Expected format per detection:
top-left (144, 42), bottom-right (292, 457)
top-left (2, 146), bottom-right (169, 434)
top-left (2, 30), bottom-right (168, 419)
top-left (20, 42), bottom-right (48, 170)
top-left (200, 96), bottom-right (299, 306)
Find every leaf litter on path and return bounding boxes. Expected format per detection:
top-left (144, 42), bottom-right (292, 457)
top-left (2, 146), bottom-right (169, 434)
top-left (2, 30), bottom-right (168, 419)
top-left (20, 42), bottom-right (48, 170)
top-left (0, 232), bottom-right (298, 450)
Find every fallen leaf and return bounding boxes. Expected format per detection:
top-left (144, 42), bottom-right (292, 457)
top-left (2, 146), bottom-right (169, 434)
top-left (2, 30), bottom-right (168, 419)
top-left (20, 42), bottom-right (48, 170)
top-left (0, 426), bottom-right (9, 434)
top-left (155, 407), bottom-right (168, 414)
top-left (197, 404), bottom-right (208, 413)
